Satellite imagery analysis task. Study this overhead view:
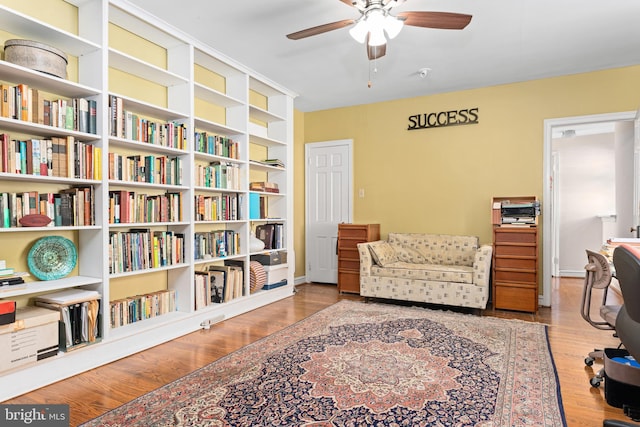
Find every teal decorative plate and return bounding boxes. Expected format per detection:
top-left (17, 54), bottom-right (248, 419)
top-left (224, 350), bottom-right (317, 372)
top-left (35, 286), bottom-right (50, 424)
top-left (28, 236), bottom-right (77, 280)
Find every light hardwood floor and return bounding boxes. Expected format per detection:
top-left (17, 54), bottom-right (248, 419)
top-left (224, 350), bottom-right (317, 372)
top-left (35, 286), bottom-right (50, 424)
top-left (3, 279), bottom-right (632, 426)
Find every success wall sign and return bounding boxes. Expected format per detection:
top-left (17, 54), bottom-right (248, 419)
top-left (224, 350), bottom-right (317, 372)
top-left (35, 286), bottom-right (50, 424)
top-left (407, 107), bottom-right (479, 131)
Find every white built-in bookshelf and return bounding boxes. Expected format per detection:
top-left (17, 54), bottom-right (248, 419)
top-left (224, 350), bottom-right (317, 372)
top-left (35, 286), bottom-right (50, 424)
top-left (0, 0), bottom-right (294, 400)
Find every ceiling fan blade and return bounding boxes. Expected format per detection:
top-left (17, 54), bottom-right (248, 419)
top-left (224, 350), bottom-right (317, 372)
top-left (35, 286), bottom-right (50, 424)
top-left (367, 42), bottom-right (386, 60)
top-left (338, 0), bottom-right (356, 7)
top-left (286, 19), bottom-right (355, 40)
top-left (397, 11), bottom-right (472, 30)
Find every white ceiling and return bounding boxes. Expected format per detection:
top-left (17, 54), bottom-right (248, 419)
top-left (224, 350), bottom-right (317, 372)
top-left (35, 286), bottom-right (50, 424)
top-left (126, 0), bottom-right (640, 112)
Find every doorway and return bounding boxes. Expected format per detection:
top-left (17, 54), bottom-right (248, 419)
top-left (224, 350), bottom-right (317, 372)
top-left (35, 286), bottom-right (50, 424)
top-left (542, 111), bottom-right (637, 306)
top-left (305, 140), bottom-right (353, 284)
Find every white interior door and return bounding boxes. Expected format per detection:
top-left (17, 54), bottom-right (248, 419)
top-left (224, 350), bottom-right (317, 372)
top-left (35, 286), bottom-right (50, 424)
top-left (305, 140), bottom-right (353, 284)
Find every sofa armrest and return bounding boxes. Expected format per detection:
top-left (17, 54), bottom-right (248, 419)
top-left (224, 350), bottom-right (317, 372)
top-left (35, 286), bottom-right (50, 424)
top-left (357, 241), bottom-right (377, 277)
top-left (473, 244), bottom-right (493, 288)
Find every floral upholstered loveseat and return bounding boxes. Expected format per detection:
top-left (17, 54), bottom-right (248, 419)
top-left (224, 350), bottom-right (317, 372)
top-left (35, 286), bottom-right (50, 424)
top-left (357, 233), bottom-right (493, 310)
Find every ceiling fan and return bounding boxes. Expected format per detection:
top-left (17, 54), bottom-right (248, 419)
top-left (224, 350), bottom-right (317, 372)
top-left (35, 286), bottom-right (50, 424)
top-left (286, 0), bottom-right (472, 60)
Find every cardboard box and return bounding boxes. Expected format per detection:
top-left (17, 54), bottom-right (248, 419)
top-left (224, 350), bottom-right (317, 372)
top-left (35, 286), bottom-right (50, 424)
top-left (251, 251), bottom-right (287, 266)
top-left (0, 306), bottom-right (60, 373)
top-left (0, 300), bottom-right (16, 325)
top-left (263, 279), bottom-right (287, 290)
top-left (263, 263), bottom-right (288, 285)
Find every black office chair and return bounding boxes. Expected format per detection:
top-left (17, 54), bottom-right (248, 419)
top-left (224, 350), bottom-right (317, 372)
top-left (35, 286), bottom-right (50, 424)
top-left (612, 245), bottom-right (640, 366)
top-left (602, 244), bottom-right (640, 423)
top-left (581, 249), bottom-right (621, 387)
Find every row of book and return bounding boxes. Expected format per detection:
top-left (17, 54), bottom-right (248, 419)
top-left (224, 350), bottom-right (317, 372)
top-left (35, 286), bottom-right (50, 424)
top-left (249, 193), bottom-right (269, 220)
top-left (256, 223), bottom-right (285, 250)
top-left (195, 230), bottom-right (240, 260)
top-left (109, 95), bottom-right (187, 150)
top-left (1, 84), bottom-right (97, 134)
top-left (108, 152), bottom-right (183, 185)
top-left (109, 289), bottom-right (176, 329)
top-left (195, 161), bottom-right (241, 190)
top-left (0, 134), bottom-right (102, 180)
top-left (108, 229), bottom-right (185, 274)
top-left (195, 193), bottom-right (242, 222)
top-left (194, 132), bottom-right (239, 159)
top-left (194, 264), bottom-right (244, 310)
top-left (0, 186), bottom-right (95, 228)
top-left (108, 190), bottom-right (182, 224)
top-left (249, 181), bottom-right (279, 193)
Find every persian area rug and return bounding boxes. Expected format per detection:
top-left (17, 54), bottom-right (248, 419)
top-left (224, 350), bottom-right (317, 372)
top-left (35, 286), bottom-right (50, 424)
top-left (82, 300), bottom-right (566, 426)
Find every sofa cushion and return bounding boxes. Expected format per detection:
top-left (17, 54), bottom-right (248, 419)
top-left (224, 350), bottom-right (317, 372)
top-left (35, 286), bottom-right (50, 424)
top-left (391, 244), bottom-right (428, 264)
top-left (388, 233), bottom-right (478, 266)
top-left (371, 262), bottom-right (474, 284)
top-left (368, 241), bottom-right (398, 267)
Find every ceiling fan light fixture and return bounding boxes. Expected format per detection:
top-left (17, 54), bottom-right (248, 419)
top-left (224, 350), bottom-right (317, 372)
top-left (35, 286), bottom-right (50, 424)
top-left (349, 19), bottom-right (369, 43)
top-left (383, 14), bottom-right (403, 39)
top-left (368, 27), bottom-right (387, 46)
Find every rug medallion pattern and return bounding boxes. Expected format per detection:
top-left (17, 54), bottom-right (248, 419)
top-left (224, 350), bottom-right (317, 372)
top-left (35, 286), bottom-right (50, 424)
top-left (82, 301), bottom-right (565, 426)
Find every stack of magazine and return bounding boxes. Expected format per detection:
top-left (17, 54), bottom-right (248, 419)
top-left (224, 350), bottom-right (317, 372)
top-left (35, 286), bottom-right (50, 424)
top-left (35, 288), bottom-right (101, 351)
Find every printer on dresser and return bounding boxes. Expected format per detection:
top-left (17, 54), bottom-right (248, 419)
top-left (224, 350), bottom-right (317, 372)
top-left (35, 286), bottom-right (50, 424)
top-left (491, 196), bottom-right (540, 313)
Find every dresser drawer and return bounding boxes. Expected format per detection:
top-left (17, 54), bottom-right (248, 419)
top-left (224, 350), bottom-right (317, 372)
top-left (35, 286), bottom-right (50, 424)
top-left (338, 259), bottom-right (360, 270)
top-left (338, 227), bottom-right (370, 240)
top-left (494, 269), bottom-right (536, 284)
top-left (494, 257), bottom-right (537, 270)
top-left (338, 271), bottom-right (360, 294)
top-left (494, 229), bottom-right (537, 244)
top-left (338, 238), bottom-right (363, 250)
top-left (494, 285), bottom-right (538, 312)
top-left (338, 247), bottom-right (359, 260)
top-left (494, 244), bottom-right (537, 257)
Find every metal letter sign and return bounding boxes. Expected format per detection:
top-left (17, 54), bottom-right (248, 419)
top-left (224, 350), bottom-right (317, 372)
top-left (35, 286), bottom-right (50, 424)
top-left (407, 108), bottom-right (479, 131)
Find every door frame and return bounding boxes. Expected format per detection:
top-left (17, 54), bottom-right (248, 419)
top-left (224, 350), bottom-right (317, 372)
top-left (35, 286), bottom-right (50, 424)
top-left (542, 111), bottom-right (636, 306)
top-left (304, 139), bottom-right (354, 282)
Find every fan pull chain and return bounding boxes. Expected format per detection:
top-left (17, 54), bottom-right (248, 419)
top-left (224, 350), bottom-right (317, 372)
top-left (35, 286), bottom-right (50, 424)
top-left (368, 57), bottom-right (378, 88)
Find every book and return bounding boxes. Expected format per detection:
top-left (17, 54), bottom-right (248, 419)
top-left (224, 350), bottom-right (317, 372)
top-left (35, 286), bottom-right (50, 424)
top-left (0, 84), bottom-right (10, 118)
top-left (77, 98), bottom-right (89, 133)
top-left (208, 265), bottom-right (234, 302)
top-left (0, 267), bottom-right (15, 277)
top-left (209, 270), bottom-right (225, 303)
top-left (31, 88), bottom-right (43, 125)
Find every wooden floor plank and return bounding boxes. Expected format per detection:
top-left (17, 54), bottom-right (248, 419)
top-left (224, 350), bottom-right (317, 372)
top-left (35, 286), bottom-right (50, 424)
top-left (2, 280), bottom-right (632, 426)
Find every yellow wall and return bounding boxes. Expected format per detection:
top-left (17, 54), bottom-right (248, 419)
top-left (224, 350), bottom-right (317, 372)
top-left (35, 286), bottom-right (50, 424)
top-left (294, 65), bottom-right (640, 279)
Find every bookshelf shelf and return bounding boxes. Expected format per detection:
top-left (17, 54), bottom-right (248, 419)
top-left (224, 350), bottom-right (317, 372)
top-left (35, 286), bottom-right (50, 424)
top-left (0, 5), bottom-right (101, 56)
top-left (0, 0), bottom-right (294, 401)
top-left (109, 93), bottom-right (189, 122)
top-left (107, 180), bottom-right (188, 191)
top-left (109, 263), bottom-right (189, 279)
top-left (194, 117), bottom-right (245, 137)
top-left (0, 172), bottom-right (99, 185)
top-left (0, 61), bottom-right (101, 98)
top-left (249, 161), bottom-right (285, 173)
top-left (249, 105), bottom-right (285, 123)
top-left (106, 310), bottom-right (189, 340)
top-left (194, 83), bottom-right (244, 108)
top-left (0, 275), bottom-right (102, 299)
top-left (109, 137), bottom-right (188, 155)
top-left (250, 133), bottom-right (286, 147)
top-left (109, 49), bottom-right (189, 87)
top-left (0, 225), bottom-right (101, 233)
top-left (0, 117), bottom-right (101, 139)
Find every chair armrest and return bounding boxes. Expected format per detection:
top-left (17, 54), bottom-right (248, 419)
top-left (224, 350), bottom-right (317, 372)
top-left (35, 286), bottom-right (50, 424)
top-left (473, 244), bottom-right (493, 287)
top-left (357, 242), bottom-right (375, 277)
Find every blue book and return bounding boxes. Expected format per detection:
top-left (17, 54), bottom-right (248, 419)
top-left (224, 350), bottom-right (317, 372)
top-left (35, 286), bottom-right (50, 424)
top-left (249, 192), bottom-right (260, 219)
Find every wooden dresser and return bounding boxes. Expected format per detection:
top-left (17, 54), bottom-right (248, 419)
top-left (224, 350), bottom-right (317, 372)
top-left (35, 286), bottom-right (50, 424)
top-left (337, 223), bottom-right (380, 294)
top-left (492, 226), bottom-right (539, 312)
